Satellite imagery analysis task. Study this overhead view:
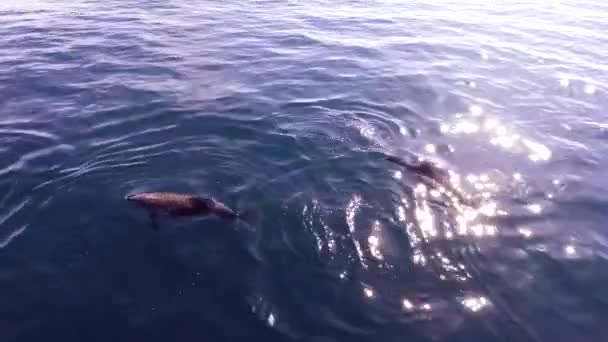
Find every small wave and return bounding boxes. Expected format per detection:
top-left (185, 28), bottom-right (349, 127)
top-left (0, 195), bottom-right (30, 249)
top-left (0, 144), bottom-right (74, 177)
top-left (0, 198), bottom-right (29, 228)
top-left (0, 225), bottom-right (27, 249)
top-left (33, 159), bottom-right (148, 191)
top-left (89, 124), bottom-right (179, 148)
top-left (0, 128), bottom-right (58, 140)
top-left (85, 106), bottom-right (165, 132)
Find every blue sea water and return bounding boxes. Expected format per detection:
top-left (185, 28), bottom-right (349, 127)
top-left (1, 0), bottom-right (608, 341)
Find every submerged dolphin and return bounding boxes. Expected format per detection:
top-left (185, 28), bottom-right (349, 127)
top-left (386, 155), bottom-right (476, 207)
top-left (126, 192), bottom-right (239, 229)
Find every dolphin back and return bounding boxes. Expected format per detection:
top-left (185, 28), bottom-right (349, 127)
top-left (126, 192), bottom-right (199, 209)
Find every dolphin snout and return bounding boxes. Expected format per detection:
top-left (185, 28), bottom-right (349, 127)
top-left (125, 192), bottom-right (155, 203)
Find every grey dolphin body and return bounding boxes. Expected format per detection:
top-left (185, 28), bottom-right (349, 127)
top-left (386, 155), bottom-right (475, 207)
top-left (126, 192), bottom-right (238, 229)
top-left (386, 155), bottom-right (450, 184)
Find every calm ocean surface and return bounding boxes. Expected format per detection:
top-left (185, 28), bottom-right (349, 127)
top-left (1, 0), bottom-right (608, 341)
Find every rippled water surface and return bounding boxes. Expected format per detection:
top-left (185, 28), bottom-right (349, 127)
top-left (1, 0), bottom-right (608, 341)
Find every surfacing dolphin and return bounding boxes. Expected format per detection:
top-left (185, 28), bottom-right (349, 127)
top-left (386, 155), bottom-right (476, 207)
top-left (126, 192), bottom-right (239, 229)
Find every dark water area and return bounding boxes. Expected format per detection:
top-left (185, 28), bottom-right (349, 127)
top-left (1, 0), bottom-right (608, 341)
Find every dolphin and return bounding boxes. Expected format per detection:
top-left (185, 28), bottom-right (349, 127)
top-left (386, 155), bottom-right (476, 207)
top-left (386, 155), bottom-right (450, 184)
top-left (126, 192), bottom-right (239, 229)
